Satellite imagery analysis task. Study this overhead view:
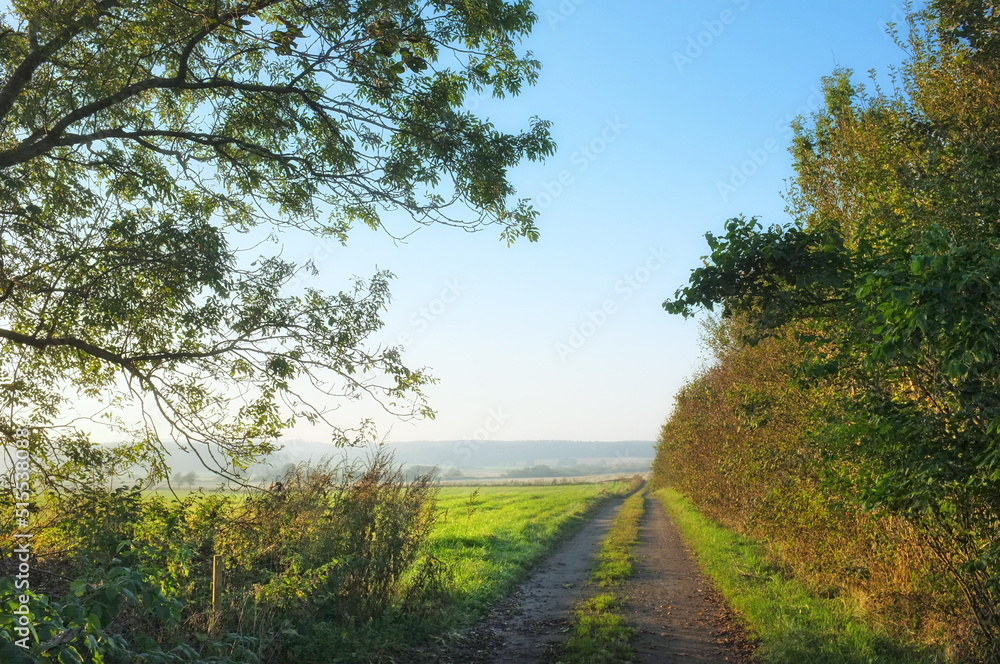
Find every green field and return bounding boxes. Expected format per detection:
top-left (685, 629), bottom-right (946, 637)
top-left (428, 484), bottom-right (626, 616)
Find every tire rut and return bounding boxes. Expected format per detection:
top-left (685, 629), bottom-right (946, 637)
top-left (624, 493), bottom-right (755, 663)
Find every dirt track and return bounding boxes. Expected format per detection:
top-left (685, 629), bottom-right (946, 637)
top-left (624, 493), bottom-right (755, 662)
top-left (431, 491), bottom-right (753, 663)
top-left (432, 496), bottom-right (626, 663)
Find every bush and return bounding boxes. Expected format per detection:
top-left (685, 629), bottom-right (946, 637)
top-left (652, 317), bottom-right (969, 655)
top-left (0, 447), bottom-right (441, 663)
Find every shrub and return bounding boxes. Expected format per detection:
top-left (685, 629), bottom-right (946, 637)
top-left (0, 447), bottom-right (441, 663)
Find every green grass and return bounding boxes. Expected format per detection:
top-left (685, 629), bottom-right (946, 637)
top-left (591, 488), bottom-right (646, 587)
top-left (428, 483), bottom-right (627, 614)
top-left (288, 483), bottom-right (631, 662)
top-left (559, 593), bottom-right (634, 664)
top-left (655, 488), bottom-right (948, 664)
top-left (559, 485), bottom-right (647, 664)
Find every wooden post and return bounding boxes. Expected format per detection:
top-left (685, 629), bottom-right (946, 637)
top-left (212, 555), bottom-right (222, 619)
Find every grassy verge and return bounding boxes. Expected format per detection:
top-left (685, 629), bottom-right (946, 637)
top-left (655, 488), bottom-right (947, 664)
top-left (558, 485), bottom-right (647, 664)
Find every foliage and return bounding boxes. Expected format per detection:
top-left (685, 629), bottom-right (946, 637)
top-left (0, 555), bottom-right (254, 664)
top-left (225, 451), bottom-right (438, 625)
top-left (660, 1), bottom-right (1000, 657)
top-left (664, 215), bottom-right (851, 334)
top-left (0, 449), bottom-right (442, 663)
top-left (0, 0), bottom-right (554, 484)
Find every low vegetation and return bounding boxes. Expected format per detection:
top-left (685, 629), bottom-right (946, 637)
top-left (0, 455), bottom-right (628, 664)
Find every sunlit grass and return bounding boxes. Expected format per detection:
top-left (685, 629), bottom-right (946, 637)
top-left (656, 488), bottom-right (947, 664)
top-left (559, 593), bottom-right (634, 664)
top-left (591, 488), bottom-right (645, 587)
top-left (428, 483), bottom-right (627, 613)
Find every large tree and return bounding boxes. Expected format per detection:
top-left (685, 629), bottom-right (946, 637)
top-left (0, 0), bottom-right (553, 485)
top-left (665, 1), bottom-right (1000, 649)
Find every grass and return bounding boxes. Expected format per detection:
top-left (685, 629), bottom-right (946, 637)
top-left (427, 483), bottom-right (629, 615)
top-left (655, 488), bottom-right (948, 664)
top-left (559, 594), bottom-right (634, 664)
top-left (286, 482), bottom-right (632, 662)
top-left (558, 485), bottom-right (646, 664)
top-left (591, 487), bottom-right (646, 586)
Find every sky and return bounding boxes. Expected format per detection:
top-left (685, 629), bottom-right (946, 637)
top-left (278, 0), bottom-right (914, 446)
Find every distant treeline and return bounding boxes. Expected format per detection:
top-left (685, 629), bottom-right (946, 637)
top-left (656, 3), bottom-right (1000, 660)
top-left (397, 462), bottom-right (651, 481)
top-left (154, 440), bottom-right (657, 480)
top-left (502, 463), bottom-right (650, 479)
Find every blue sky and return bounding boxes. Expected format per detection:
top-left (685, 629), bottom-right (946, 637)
top-left (281, 0), bottom-right (914, 445)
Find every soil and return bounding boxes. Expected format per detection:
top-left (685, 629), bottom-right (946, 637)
top-left (426, 490), bottom-right (756, 664)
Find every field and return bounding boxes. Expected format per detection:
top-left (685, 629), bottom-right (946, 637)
top-left (427, 484), bottom-right (627, 617)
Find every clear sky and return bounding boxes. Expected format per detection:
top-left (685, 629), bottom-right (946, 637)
top-left (280, 0), bottom-right (914, 445)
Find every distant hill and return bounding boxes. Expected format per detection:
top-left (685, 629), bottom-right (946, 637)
top-left (276, 439), bottom-right (656, 469)
top-left (152, 439), bottom-right (656, 484)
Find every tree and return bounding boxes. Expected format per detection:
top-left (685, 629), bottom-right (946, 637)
top-left (172, 470), bottom-right (196, 489)
top-left (0, 1), bottom-right (554, 485)
top-left (665, 1), bottom-right (1000, 650)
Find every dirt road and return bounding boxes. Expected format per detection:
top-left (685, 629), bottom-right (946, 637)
top-left (624, 493), bottom-right (754, 662)
top-left (432, 491), bottom-right (752, 663)
top-left (434, 496), bottom-right (626, 663)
